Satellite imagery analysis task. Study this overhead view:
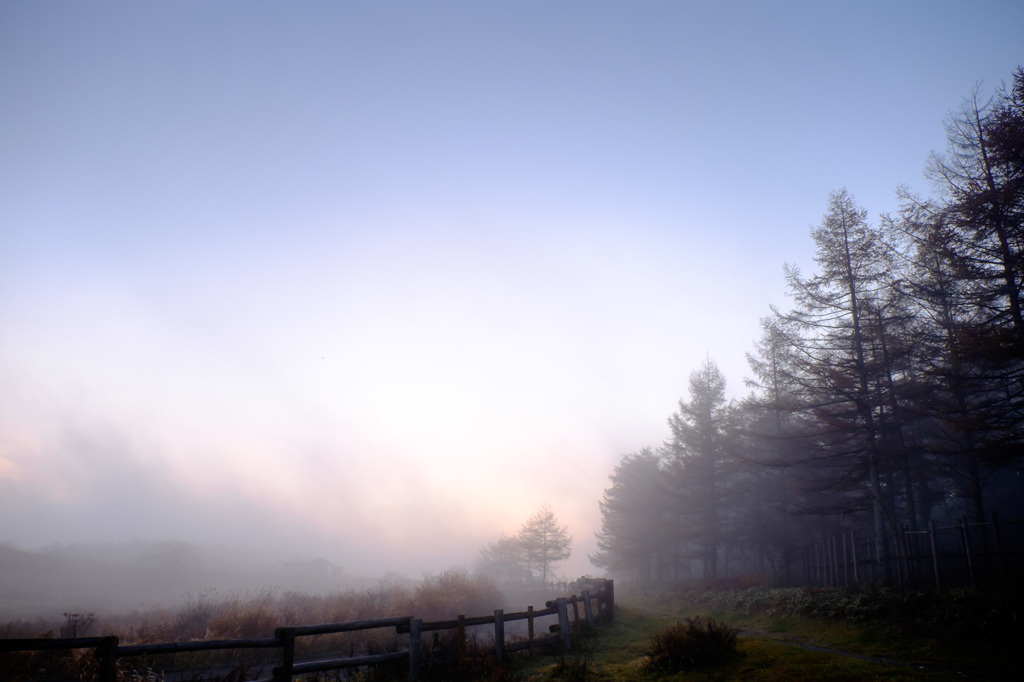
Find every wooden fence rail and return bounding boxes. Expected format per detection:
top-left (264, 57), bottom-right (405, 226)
top-left (0, 580), bottom-right (614, 682)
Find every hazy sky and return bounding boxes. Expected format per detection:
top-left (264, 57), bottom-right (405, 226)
top-left (2, 1), bottom-right (1021, 579)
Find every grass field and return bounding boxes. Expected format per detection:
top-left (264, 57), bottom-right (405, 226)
top-left (4, 579), bottom-right (1020, 681)
top-left (516, 585), bottom-right (1022, 681)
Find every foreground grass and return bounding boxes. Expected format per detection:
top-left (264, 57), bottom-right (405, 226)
top-left (620, 584), bottom-right (1021, 679)
top-left (518, 608), bottom-right (966, 681)
top-left (5, 578), bottom-right (1019, 681)
top-left (518, 584), bottom-right (1023, 682)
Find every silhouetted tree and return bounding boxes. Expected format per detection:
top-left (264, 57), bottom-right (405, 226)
top-left (517, 505), bottom-right (572, 584)
top-left (475, 534), bottom-right (529, 584)
top-left (587, 68), bottom-right (1024, 587)
top-left (740, 313), bottom-right (823, 581)
top-left (590, 448), bottom-right (668, 581)
top-left (926, 75), bottom-right (1024, 349)
top-left (664, 358), bottom-right (733, 581)
top-left (782, 189), bottom-right (895, 581)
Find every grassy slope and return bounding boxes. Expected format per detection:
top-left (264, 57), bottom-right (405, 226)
top-left (517, 589), bottom-right (1019, 682)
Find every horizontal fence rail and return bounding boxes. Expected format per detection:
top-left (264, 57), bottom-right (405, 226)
top-left (0, 580), bottom-right (614, 682)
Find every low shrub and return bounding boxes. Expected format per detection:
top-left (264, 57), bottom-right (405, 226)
top-left (409, 570), bottom-right (503, 621)
top-left (645, 616), bottom-right (738, 672)
top-left (627, 583), bottom-right (1024, 645)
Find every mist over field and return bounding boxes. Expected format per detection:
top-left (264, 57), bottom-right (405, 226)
top-left (2, 1), bottom-right (1023, 628)
top-left (0, 540), bottom-right (358, 619)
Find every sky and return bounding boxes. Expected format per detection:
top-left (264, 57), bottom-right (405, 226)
top-left (1, 1), bottom-right (1022, 580)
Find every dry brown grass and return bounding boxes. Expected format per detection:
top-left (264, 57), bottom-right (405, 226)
top-left (2, 570), bottom-right (513, 682)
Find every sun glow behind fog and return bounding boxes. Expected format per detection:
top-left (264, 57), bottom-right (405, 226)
top-left (0, 204), bottom-right (781, 573)
top-left (4, 0), bottom-right (1022, 583)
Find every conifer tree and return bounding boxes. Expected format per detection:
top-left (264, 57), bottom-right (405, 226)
top-left (782, 189), bottom-right (894, 581)
top-left (665, 358), bottom-right (732, 581)
top-left (591, 448), bottom-right (667, 581)
top-left (517, 505), bottom-right (572, 584)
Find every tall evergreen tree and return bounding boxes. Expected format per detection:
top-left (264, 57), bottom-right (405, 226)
top-left (782, 189), bottom-right (895, 581)
top-left (926, 74), bottom-right (1024, 352)
top-left (741, 313), bottom-right (822, 581)
top-left (475, 534), bottom-right (528, 584)
top-left (590, 448), bottom-right (667, 582)
top-left (665, 358), bottom-right (731, 581)
top-left (517, 505), bottom-right (572, 584)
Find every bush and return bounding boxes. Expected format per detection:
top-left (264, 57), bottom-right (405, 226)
top-left (409, 570), bottom-right (503, 621)
top-left (646, 616), bottom-right (738, 672)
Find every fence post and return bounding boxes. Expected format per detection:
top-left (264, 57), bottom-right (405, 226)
top-left (850, 531), bottom-right (859, 584)
top-left (868, 530), bottom-right (878, 583)
top-left (95, 636), bottom-right (118, 682)
top-left (527, 605), bottom-right (535, 655)
top-left (830, 536), bottom-right (840, 586)
top-left (959, 517), bottom-right (975, 587)
top-left (820, 540), bottom-right (827, 586)
top-left (408, 618), bottom-right (421, 682)
top-left (906, 525), bottom-right (917, 585)
top-left (570, 595), bottom-right (581, 635)
top-left (274, 627), bottom-right (295, 682)
top-left (494, 610), bottom-right (505, 665)
top-left (992, 512), bottom-right (1008, 580)
top-left (815, 542), bottom-right (822, 586)
top-left (894, 527), bottom-right (905, 588)
top-left (581, 590), bottom-right (595, 627)
top-left (842, 533), bottom-right (849, 586)
top-left (556, 598), bottom-right (571, 651)
top-left (928, 519), bottom-right (941, 588)
top-left (603, 580), bottom-right (614, 621)
top-left (457, 614), bottom-right (466, 661)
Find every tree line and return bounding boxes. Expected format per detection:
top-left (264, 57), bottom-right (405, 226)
top-left (591, 68), bottom-right (1024, 585)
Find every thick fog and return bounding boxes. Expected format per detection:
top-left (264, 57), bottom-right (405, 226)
top-left (2, 2), bottom-right (1022, 620)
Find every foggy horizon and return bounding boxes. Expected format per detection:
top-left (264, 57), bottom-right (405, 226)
top-left (3, 1), bottom-right (1023, 616)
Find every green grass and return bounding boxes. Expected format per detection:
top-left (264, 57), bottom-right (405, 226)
top-left (6, 579), bottom-right (1019, 681)
top-left (515, 581), bottom-right (1024, 682)
top-left (516, 608), bottom-right (969, 681)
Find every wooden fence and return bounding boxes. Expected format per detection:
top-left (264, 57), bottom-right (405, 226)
top-left (801, 514), bottom-right (1024, 588)
top-left (0, 580), bottom-right (614, 682)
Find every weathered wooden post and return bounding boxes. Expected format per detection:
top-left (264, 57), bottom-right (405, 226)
top-left (850, 531), bottom-right (859, 584)
top-left (900, 524), bottom-right (913, 586)
top-left (570, 595), bottom-right (581, 635)
top-left (816, 542), bottom-right (823, 586)
top-left (493, 610), bottom-right (505, 665)
top-left (581, 590), bottom-right (595, 627)
top-left (868, 532), bottom-right (878, 583)
top-left (556, 598), bottom-right (570, 650)
top-left (823, 539), bottom-right (830, 586)
top-left (842, 534), bottom-right (850, 586)
top-left (273, 627), bottom-right (295, 682)
top-left (604, 579), bottom-right (614, 621)
top-left (894, 527), bottom-right (905, 588)
top-left (408, 618), bottom-right (421, 682)
top-left (830, 536), bottom-right (840, 586)
top-left (457, 614), bottom-right (466, 661)
top-left (928, 519), bottom-right (941, 588)
top-left (95, 636), bottom-right (118, 682)
top-left (527, 605), bottom-right (535, 655)
top-left (992, 512), bottom-right (1008, 580)
top-left (959, 517), bottom-right (975, 587)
